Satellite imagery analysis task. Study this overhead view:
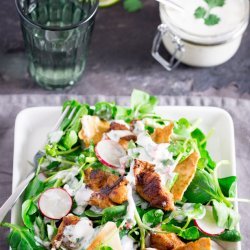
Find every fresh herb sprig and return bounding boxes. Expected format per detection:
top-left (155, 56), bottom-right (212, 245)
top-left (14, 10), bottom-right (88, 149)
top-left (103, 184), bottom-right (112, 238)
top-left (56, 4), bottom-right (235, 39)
top-left (194, 0), bottom-right (225, 26)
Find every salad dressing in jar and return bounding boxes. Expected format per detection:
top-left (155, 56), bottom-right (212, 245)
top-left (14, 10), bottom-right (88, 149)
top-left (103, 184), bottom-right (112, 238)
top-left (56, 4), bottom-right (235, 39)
top-left (152, 0), bottom-right (249, 69)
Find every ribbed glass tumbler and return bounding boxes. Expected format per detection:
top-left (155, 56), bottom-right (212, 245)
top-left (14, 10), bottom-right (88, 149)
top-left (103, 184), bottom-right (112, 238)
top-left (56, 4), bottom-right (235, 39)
top-left (16, 0), bottom-right (98, 90)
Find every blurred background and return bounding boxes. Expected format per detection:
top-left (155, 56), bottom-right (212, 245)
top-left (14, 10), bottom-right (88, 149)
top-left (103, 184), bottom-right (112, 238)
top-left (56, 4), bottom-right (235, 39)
top-left (0, 0), bottom-right (250, 97)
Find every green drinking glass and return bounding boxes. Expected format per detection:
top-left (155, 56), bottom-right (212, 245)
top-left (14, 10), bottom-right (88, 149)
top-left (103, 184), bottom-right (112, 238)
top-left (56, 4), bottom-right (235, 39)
top-left (16, 0), bottom-right (98, 90)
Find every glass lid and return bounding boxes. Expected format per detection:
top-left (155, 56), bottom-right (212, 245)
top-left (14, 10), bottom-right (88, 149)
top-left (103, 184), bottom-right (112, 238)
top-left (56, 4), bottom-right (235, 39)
top-left (160, 0), bottom-right (249, 45)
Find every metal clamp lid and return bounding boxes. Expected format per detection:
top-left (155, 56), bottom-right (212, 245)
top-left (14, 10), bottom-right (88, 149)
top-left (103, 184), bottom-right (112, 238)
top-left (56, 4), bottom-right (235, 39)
top-left (152, 24), bottom-right (185, 71)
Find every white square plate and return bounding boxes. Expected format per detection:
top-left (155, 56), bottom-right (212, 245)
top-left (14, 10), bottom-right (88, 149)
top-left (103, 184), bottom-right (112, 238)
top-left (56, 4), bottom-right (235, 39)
top-left (11, 106), bottom-right (240, 250)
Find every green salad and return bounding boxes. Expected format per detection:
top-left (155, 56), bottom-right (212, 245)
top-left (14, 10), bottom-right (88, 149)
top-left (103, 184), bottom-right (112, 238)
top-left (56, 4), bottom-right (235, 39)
top-left (1, 90), bottom-right (241, 250)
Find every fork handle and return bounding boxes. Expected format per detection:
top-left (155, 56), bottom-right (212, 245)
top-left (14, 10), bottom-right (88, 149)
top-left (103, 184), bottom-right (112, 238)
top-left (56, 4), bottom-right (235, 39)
top-left (0, 172), bottom-right (35, 223)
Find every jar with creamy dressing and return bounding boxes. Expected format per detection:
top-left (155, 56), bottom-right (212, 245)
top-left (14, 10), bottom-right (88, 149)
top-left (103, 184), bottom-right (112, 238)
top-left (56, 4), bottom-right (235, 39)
top-left (152, 0), bottom-right (249, 70)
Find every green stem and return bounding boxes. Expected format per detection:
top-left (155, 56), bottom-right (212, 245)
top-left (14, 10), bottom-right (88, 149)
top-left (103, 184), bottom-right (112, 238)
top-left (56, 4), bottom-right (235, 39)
top-left (182, 217), bottom-right (191, 230)
top-left (56, 145), bottom-right (81, 155)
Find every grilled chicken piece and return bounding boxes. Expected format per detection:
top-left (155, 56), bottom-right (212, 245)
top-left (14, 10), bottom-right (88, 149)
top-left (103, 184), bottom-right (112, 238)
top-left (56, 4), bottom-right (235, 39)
top-left (119, 134), bottom-right (137, 150)
top-left (150, 232), bottom-right (185, 250)
top-left (110, 122), bottom-right (129, 131)
top-left (78, 115), bottom-right (110, 147)
top-left (52, 214), bottom-right (80, 249)
top-left (171, 152), bottom-right (199, 201)
top-left (84, 168), bottom-right (112, 192)
top-left (151, 123), bottom-right (174, 144)
top-left (85, 168), bottom-right (128, 208)
top-left (134, 159), bottom-right (175, 211)
top-left (174, 237), bottom-right (211, 250)
top-left (89, 192), bottom-right (116, 208)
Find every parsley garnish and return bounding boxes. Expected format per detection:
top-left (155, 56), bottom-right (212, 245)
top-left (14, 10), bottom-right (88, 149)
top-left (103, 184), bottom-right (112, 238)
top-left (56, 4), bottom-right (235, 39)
top-left (194, 0), bottom-right (225, 26)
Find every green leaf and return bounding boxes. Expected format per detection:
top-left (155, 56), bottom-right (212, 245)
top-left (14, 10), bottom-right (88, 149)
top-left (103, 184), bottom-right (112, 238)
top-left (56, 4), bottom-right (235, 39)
top-left (212, 200), bottom-right (240, 230)
top-left (115, 106), bottom-right (133, 121)
top-left (182, 203), bottom-right (206, 220)
top-left (216, 229), bottom-right (242, 242)
top-left (21, 200), bottom-right (37, 229)
top-left (179, 226), bottom-right (200, 240)
top-left (130, 89), bottom-right (158, 116)
top-left (100, 246), bottom-right (113, 250)
top-left (205, 14), bottom-right (220, 26)
top-left (218, 176), bottom-right (237, 198)
top-left (174, 118), bottom-right (191, 137)
top-left (194, 7), bottom-right (207, 19)
top-left (2, 223), bottom-right (45, 250)
top-left (94, 102), bottom-right (116, 120)
top-left (102, 205), bottom-right (127, 224)
top-left (23, 177), bottom-right (45, 201)
top-left (63, 130), bottom-right (78, 149)
top-left (84, 209), bottom-right (103, 218)
top-left (142, 209), bottom-right (164, 227)
top-left (161, 224), bottom-right (200, 240)
top-left (123, 0), bottom-right (143, 12)
top-left (205, 0), bottom-right (225, 8)
top-left (184, 169), bottom-right (218, 204)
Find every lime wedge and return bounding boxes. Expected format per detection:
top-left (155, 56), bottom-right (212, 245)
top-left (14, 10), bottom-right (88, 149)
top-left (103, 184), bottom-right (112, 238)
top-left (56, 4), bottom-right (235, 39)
top-left (99, 0), bottom-right (119, 7)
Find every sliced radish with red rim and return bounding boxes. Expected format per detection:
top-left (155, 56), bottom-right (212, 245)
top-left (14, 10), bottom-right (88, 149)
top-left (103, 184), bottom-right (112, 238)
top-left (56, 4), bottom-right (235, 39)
top-left (38, 188), bottom-right (72, 220)
top-left (194, 206), bottom-right (225, 236)
top-left (95, 140), bottom-right (126, 169)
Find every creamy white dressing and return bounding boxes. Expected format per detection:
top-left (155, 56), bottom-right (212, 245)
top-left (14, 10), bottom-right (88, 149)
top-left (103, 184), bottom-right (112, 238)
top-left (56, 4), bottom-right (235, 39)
top-left (128, 132), bottom-right (174, 186)
top-left (166, 0), bottom-right (245, 37)
top-left (121, 235), bottom-right (136, 250)
top-left (62, 217), bottom-right (95, 249)
top-left (132, 120), bottom-right (145, 135)
top-left (54, 167), bottom-right (79, 183)
top-left (73, 184), bottom-right (94, 215)
top-left (106, 130), bottom-right (134, 142)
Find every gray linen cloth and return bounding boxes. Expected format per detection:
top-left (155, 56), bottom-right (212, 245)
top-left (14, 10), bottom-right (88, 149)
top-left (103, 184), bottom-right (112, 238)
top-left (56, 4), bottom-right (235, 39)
top-left (0, 95), bottom-right (249, 250)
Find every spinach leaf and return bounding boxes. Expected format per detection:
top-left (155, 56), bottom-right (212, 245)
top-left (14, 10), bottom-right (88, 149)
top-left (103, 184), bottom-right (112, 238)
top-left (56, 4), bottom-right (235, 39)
top-left (94, 102), bottom-right (116, 120)
top-left (179, 226), bottom-right (200, 240)
top-left (191, 128), bottom-right (216, 170)
top-left (174, 118), bottom-right (191, 137)
top-left (21, 200), bottom-right (37, 229)
top-left (2, 223), bottom-right (45, 250)
top-left (218, 176), bottom-right (237, 198)
top-left (162, 224), bottom-right (200, 240)
top-left (142, 209), bottom-right (164, 227)
top-left (62, 130), bottom-right (78, 149)
top-left (84, 209), bottom-right (103, 218)
top-left (102, 205), bottom-right (127, 224)
top-left (215, 229), bottom-right (241, 242)
top-left (213, 200), bottom-right (240, 230)
top-left (184, 169), bottom-right (218, 204)
top-left (182, 203), bottom-right (206, 220)
top-left (115, 106), bottom-right (133, 121)
top-left (131, 89), bottom-right (158, 117)
top-left (23, 177), bottom-right (45, 201)
top-left (100, 246), bottom-right (113, 250)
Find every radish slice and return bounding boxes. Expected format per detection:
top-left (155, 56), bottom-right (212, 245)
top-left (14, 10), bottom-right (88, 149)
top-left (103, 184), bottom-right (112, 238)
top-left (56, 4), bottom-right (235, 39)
top-left (38, 188), bottom-right (72, 220)
top-left (95, 140), bottom-right (126, 169)
top-left (194, 206), bottom-right (225, 236)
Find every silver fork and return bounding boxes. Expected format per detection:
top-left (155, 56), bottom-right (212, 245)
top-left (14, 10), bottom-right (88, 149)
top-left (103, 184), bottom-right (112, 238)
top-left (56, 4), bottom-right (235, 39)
top-left (0, 105), bottom-right (76, 223)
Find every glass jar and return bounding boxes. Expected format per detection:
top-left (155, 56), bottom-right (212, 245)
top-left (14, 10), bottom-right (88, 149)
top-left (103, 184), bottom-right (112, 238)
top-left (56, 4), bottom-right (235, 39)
top-left (152, 0), bottom-right (249, 70)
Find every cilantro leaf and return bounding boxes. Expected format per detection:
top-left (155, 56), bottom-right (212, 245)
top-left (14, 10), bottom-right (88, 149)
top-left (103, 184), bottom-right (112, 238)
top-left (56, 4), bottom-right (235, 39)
top-left (205, 0), bottom-right (225, 8)
top-left (194, 7), bottom-right (207, 19)
top-left (123, 0), bottom-right (143, 13)
top-left (205, 14), bottom-right (221, 26)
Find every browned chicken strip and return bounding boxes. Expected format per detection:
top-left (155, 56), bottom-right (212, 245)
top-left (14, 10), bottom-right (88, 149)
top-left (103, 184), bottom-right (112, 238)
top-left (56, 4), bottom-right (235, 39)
top-left (151, 123), bottom-right (174, 144)
top-left (84, 168), bottom-right (128, 208)
top-left (150, 232), bottom-right (185, 250)
top-left (174, 237), bottom-right (211, 250)
top-left (110, 122), bottom-right (129, 131)
top-left (52, 214), bottom-right (80, 249)
top-left (134, 159), bottom-right (175, 211)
